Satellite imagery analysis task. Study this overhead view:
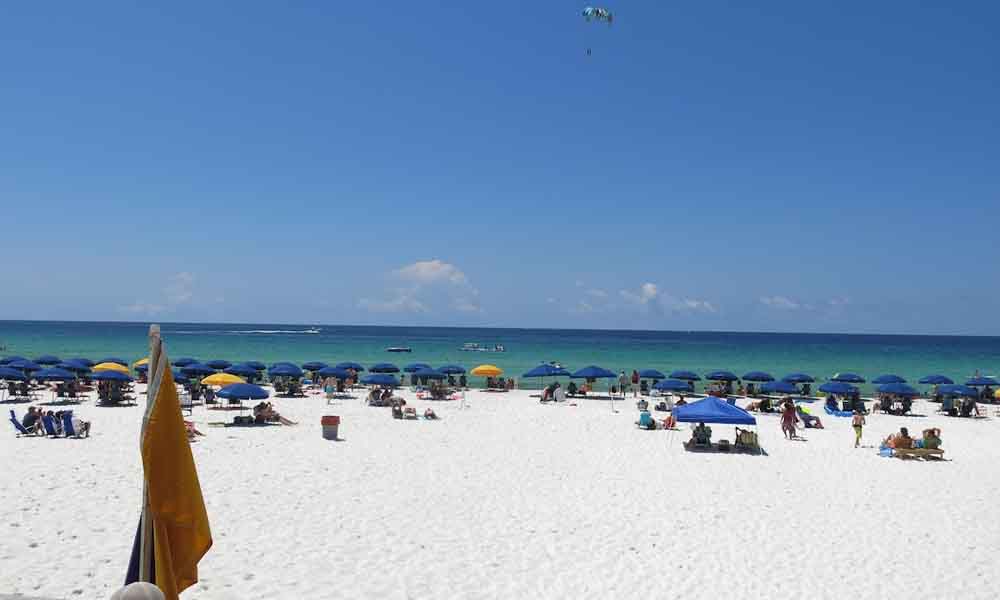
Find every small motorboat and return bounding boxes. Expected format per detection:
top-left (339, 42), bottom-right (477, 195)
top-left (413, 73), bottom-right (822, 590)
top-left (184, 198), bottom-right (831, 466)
top-left (386, 347), bottom-right (412, 353)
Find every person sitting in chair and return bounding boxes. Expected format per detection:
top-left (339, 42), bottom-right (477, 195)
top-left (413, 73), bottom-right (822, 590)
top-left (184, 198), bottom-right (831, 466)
top-left (922, 428), bottom-right (942, 450)
top-left (424, 408), bottom-right (438, 420)
top-left (20, 406), bottom-right (42, 435)
top-left (885, 427), bottom-right (913, 449)
top-left (567, 381), bottom-right (579, 397)
top-left (692, 422), bottom-right (712, 445)
top-left (796, 405), bottom-right (824, 429)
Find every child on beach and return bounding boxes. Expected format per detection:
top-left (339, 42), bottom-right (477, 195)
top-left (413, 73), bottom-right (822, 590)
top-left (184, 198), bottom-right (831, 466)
top-left (852, 410), bottom-right (865, 447)
top-left (780, 399), bottom-right (798, 439)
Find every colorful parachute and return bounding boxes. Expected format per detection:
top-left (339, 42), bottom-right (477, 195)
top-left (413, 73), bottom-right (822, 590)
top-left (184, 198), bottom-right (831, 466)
top-left (582, 7), bottom-right (613, 24)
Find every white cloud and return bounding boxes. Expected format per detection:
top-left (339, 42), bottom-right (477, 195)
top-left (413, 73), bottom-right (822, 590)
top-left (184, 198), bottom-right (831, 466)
top-left (760, 295), bottom-right (801, 310)
top-left (120, 271), bottom-right (199, 317)
top-left (675, 298), bottom-right (717, 313)
top-left (620, 283), bottom-right (716, 315)
top-left (828, 297), bottom-right (851, 307)
top-left (358, 294), bottom-right (427, 314)
top-left (620, 282), bottom-right (659, 306)
top-left (394, 260), bottom-right (467, 285)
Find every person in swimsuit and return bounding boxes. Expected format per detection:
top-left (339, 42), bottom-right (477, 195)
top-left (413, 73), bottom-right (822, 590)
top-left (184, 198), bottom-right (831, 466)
top-left (780, 399), bottom-right (798, 439)
top-left (852, 410), bottom-right (865, 447)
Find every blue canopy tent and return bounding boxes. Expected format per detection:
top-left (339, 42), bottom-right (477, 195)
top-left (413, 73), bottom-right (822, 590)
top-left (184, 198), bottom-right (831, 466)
top-left (370, 363), bottom-right (400, 374)
top-left (34, 355), bottom-right (61, 365)
top-left (760, 381), bottom-right (799, 395)
top-left (654, 379), bottom-right (694, 393)
top-left (742, 371), bottom-right (774, 382)
top-left (669, 370), bottom-right (701, 381)
top-left (361, 373), bottom-right (400, 387)
top-left (335, 362), bottom-right (365, 372)
top-left (98, 357), bottom-right (128, 367)
top-left (171, 357), bottom-right (199, 367)
top-left (919, 374), bottom-right (954, 385)
top-left (876, 383), bottom-right (919, 397)
top-left (781, 373), bottom-right (815, 383)
top-left (404, 363), bottom-right (432, 373)
top-left (673, 396), bottom-right (757, 447)
top-left (872, 374), bottom-right (907, 385)
top-left (831, 372), bottom-right (865, 384)
top-left (206, 359), bottom-right (232, 371)
top-left (705, 370), bottom-right (739, 382)
top-left (301, 361), bottom-right (328, 372)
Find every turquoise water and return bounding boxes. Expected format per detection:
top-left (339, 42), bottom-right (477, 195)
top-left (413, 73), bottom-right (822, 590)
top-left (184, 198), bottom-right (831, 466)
top-left (2, 320), bottom-right (999, 391)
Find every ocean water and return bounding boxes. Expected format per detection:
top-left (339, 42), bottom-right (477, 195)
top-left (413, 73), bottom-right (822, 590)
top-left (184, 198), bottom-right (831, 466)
top-left (2, 320), bottom-right (999, 391)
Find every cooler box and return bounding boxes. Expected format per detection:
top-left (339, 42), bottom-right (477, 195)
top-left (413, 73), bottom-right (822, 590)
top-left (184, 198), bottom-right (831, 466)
top-left (321, 415), bottom-right (340, 440)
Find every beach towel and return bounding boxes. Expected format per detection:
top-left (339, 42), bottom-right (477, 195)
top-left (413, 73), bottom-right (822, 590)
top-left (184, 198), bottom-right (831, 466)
top-left (824, 404), bottom-right (853, 418)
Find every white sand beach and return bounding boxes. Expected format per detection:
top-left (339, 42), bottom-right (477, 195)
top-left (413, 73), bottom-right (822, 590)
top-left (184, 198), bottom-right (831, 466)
top-left (3, 386), bottom-right (999, 599)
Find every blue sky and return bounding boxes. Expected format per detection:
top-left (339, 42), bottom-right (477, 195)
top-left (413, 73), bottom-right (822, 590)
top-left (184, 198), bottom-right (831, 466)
top-left (1, 1), bottom-right (997, 334)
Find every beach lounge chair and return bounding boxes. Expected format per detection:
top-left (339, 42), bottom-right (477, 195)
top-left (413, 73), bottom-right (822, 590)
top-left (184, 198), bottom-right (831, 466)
top-left (61, 412), bottom-right (87, 438)
top-left (9, 410), bottom-right (36, 437)
top-left (892, 447), bottom-right (945, 460)
top-left (41, 415), bottom-right (60, 437)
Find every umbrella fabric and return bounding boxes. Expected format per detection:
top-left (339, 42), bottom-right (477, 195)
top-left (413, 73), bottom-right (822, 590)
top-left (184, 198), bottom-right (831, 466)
top-left (523, 364), bottom-right (572, 378)
top-left (819, 382), bottom-right (858, 395)
top-left (92, 370), bottom-right (133, 382)
top-left (244, 361), bottom-right (267, 371)
top-left (876, 383), bottom-right (919, 397)
top-left (966, 376), bottom-right (998, 387)
top-left (570, 366), bottom-right (615, 379)
top-left (414, 368), bottom-right (446, 380)
top-left (8, 360), bottom-right (42, 372)
top-left (654, 379), bottom-right (693, 392)
top-left (673, 396), bottom-right (756, 425)
top-left (225, 364), bottom-right (258, 377)
top-left (403, 363), bottom-right (432, 373)
top-left (35, 355), bottom-right (61, 365)
top-left (317, 367), bottom-right (352, 379)
top-left (760, 381), bottom-right (799, 395)
top-left (92, 362), bottom-right (130, 374)
top-left (335, 362), bottom-right (365, 371)
top-left (370, 363), bottom-right (401, 373)
top-left (705, 370), bottom-right (739, 382)
top-left (172, 370), bottom-right (190, 383)
top-left (135, 364), bottom-right (149, 373)
top-left (472, 364), bottom-right (504, 377)
top-left (938, 384), bottom-right (978, 397)
top-left (206, 360), bottom-right (232, 370)
top-left (0, 367), bottom-right (28, 381)
top-left (301, 361), bottom-right (328, 371)
top-left (133, 357), bottom-right (150, 367)
top-left (57, 361), bottom-right (92, 374)
top-left (270, 362), bottom-right (297, 369)
top-left (69, 358), bottom-right (96, 367)
top-left (669, 370), bottom-right (701, 381)
top-left (872, 374), bottom-right (906, 385)
top-left (361, 373), bottom-right (399, 386)
top-left (268, 364), bottom-right (304, 378)
top-left (217, 383), bottom-right (269, 401)
top-left (180, 363), bottom-right (216, 376)
top-left (0, 356), bottom-right (26, 365)
top-left (171, 358), bottom-right (199, 367)
top-left (741, 371), bottom-right (774, 382)
top-left (782, 373), bottom-right (815, 383)
top-left (638, 369), bottom-right (666, 380)
top-left (831, 372), bottom-right (865, 383)
top-left (437, 364), bottom-right (466, 375)
top-left (34, 367), bottom-right (77, 381)
top-left (99, 357), bottom-right (128, 366)
top-left (201, 373), bottom-right (246, 387)
top-left (919, 375), bottom-right (954, 385)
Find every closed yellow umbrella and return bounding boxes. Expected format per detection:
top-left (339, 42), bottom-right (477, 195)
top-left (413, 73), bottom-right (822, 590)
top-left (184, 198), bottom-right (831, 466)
top-left (93, 362), bottom-right (130, 374)
top-left (201, 373), bottom-right (246, 387)
top-left (471, 364), bottom-right (503, 377)
top-left (133, 357), bottom-right (149, 367)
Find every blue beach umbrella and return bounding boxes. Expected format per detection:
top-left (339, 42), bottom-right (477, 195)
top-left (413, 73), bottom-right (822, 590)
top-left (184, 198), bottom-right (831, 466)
top-left (57, 361), bottom-right (91, 374)
top-left (571, 366), bottom-right (616, 379)
top-left (523, 364), bottom-right (572, 378)
top-left (134, 364), bottom-right (149, 373)
top-left (181, 363), bottom-right (217, 376)
top-left (965, 376), bottom-right (998, 387)
top-left (217, 383), bottom-right (269, 401)
top-left (99, 357), bottom-right (128, 367)
top-left (69, 358), bottom-right (95, 367)
top-left (8, 360), bottom-right (42, 372)
top-left (404, 363), bottom-right (433, 373)
top-left (34, 355), bottom-right (61, 365)
top-left (244, 361), bottom-right (267, 371)
top-left (705, 370), bottom-right (739, 382)
top-left (361, 373), bottom-right (400, 386)
top-left (742, 371), bottom-right (774, 382)
top-left (876, 383), bottom-right (919, 397)
top-left (92, 370), bottom-right (133, 382)
top-left (654, 379), bottom-right (693, 392)
top-left (370, 363), bottom-right (400, 373)
top-left (919, 375), bottom-right (954, 385)
top-left (172, 357), bottom-right (199, 367)
top-left (819, 382), bottom-right (858, 395)
top-left (301, 361), bottom-right (328, 372)
top-left (34, 367), bottom-right (77, 381)
top-left (0, 367), bottom-right (28, 381)
top-left (938, 384), bottom-right (978, 397)
top-left (225, 364), bottom-right (258, 378)
top-left (669, 370), bottom-right (701, 381)
top-left (414, 368), bottom-right (446, 380)
top-left (760, 381), bottom-right (799, 395)
top-left (335, 362), bottom-right (365, 372)
top-left (872, 374), bottom-right (906, 385)
top-left (437, 364), bottom-right (466, 375)
top-left (270, 361), bottom-right (297, 369)
top-left (269, 364), bottom-right (304, 378)
top-left (206, 359), bottom-right (232, 370)
top-left (782, 373), bottom-right (814, 384)
top-left (0, 356), bottom-right (26, 365)
top-left (317, 366), bottom-right (352, 379)
top-left (638, 369), bottom-right (666, 380)
top-left (831, 372), bottom-right (865, 384)
top-left (172, 369), bottom-right (190, 383)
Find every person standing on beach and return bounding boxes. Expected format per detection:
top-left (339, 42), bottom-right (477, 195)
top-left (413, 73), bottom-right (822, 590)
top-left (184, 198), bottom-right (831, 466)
top-left (631, 370), bottom-right (640, 398)
top-left (852, 410), bottom-right (866, 447)
top-left (619, 371), bottom-right (628, 399)
top-left (780, 399), bottom-right (798, 439)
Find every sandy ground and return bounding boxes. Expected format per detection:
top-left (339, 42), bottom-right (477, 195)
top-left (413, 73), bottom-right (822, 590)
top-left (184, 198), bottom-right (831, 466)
top-left (2, 385), bottom-right (999, 599)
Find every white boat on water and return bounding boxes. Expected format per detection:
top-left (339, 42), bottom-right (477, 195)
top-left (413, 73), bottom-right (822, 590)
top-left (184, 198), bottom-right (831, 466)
top-left (460, 343), bottom-right (505, 353)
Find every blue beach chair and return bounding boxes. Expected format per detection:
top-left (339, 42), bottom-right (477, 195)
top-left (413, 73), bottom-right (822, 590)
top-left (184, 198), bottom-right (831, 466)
top-left (61, 412), bottom-right (88, 438)
top-left (41, 415), bottom-right (60, 437)
top-left (9, 410), bottom-right (35, 437)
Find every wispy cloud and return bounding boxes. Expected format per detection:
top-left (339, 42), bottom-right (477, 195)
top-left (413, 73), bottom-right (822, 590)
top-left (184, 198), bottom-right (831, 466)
top-left (361, 259), bottom-right (481, 315)
top-left (760, 295), bottom-right (801, 310)
top-left (120, 271), bottom-right (199, 317)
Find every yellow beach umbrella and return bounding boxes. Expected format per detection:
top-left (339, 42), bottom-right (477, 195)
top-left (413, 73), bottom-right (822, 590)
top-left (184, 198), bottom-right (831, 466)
top-left (93, 362), bottom-right (130, 374)
top-left (201, 373), bottom-right (246, 387)
top-left (133, 357), bottom-right (149, 367)
top-left (994, 389), bottom-right (1000, 400)
top-left (471, 364), bottom-right (503, 377)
